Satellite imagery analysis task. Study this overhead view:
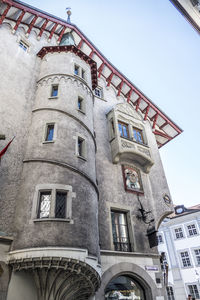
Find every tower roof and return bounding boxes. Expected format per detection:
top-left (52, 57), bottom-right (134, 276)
top-left (0, 0), bottom-right (183, 147)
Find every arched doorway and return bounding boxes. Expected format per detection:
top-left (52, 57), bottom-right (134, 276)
top-left (105, 275), bottom-right (145, 300)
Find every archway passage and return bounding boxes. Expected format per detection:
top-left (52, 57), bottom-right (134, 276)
top-left (105, 275), bottom-right (145, 300)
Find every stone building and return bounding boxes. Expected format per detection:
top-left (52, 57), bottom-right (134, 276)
top-left (0, 0), bottom-right (182, 299)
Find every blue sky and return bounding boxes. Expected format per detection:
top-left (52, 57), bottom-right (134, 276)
top-left (24, 0), bottom-right (200, 207)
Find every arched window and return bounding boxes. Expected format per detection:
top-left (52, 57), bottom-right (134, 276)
top-left (105, 275), bottom-right (145, 300)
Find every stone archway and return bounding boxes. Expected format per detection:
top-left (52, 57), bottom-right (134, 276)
top-left (95, 262), bottom-right (160, 300)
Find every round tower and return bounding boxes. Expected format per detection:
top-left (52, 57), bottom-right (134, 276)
top-left (8, 44), bottom-right (100, 300)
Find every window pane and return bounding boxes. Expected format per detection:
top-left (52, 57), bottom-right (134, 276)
top-left (46, 124), bottom-right (54, 141)
top-left (78, 97), bottom-right (83, 110)
top-left (111, 211), bottom-right (131, 252)
top-left (133, 128), bottom-right (144, 144)
top-left (51, 85), bottom-right (58, 97)
top-left (118, 122), bottom-right (129, 138)
top-left (78, 138), bottom-right (83, 156)
top-left (55, 192), bottom-right (67, 218)
top-left (38, 192), bottom-right (51, 218)
top-left (74, 65), bottom-right (79, 75)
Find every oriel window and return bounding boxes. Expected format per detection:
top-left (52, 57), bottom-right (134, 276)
top-left (111, 211), bottom-right (131, 252)
top-left (45, 124), bottom-right (54, 141)
top-left (118, 122), bottom-right (129, 138)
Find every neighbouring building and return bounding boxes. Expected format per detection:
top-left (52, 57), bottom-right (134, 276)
top-left (170, 0), bottom-right (200, 34)
top-left (0, 0), bottom-right (182, 299)
top-left (158, 204), bottom-right (200, 300)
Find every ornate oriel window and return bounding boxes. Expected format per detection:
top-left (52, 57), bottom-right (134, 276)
top-left (111, 211), bottom-right (131, 252)
top-left (105, 275), bottom-right (145, 300)
top-left (122, 165), bottom-right (143, 193)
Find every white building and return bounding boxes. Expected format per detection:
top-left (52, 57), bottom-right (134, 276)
top-left (158, 204), bottom-right (200, 299)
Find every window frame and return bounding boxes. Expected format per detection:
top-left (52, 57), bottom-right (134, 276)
top-left (50, 84), bottom-right (59, 98)
top-left (111, 210), bottom-right (132, 252)
top-left (173, 226), bottom-right (185, 240)
top-left (44, 123), bottom-right (55, 143)
top-left (132, 126), bottom-right (145, 144)
top-left (118, 121), bottom-right (130, 139)
top-left (186, 283), bottom-right (200, 299)
top-left (94, 86), bottom-right (103, 99)
top-left (166, 286), bottom-right (175, 300)
top-left (32, 184), bottom-right (75, 222)
top-left (185, 222), bottom-right (199, 237)
top-left (179, 249), bottom-right (192, 268)
top-left (77, 96), bottom-right (85, 113)
top-left (74, 64), bottom-right (87, 82)
top-left (76, 136), bottom-right (87, 160)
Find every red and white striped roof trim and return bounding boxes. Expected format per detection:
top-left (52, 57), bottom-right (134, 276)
top-left (0, 0), bottom-right (183, 147)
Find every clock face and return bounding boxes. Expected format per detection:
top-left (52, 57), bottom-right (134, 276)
top-left (163, 194), bottom-right (171, 205)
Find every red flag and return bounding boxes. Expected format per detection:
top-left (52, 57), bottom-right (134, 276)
top-left (0, 137), bottom-right (15, 159)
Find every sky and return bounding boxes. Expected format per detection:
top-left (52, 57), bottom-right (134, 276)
top-left (22, 0), bottom-right (200, 207)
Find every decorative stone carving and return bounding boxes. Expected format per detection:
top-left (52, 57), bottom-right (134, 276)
top-left (121, 141), bottom-right (135, 149)
top-left (137, 146), bottom-right (151, 157)
top-left (9, 256), bottom-right (101, 300)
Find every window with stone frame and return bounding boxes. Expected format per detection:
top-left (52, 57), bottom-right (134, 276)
top-left (45, 124), bottom-right (54, 142)
top-left (74, 64), bottom-right (80, 76)
top-left (111, 210), bottom-right (131, 252)
top-left (32, 184), bottom-right (75, 221)
top-left (180, 251), bottom-right (192, 268)
top-left (187, 223), bottom-right (198, 237)
top-left (50, 85), bottom-right (58, 97)
top-left (174, 227), bottom-right (184, 239)
top-left (77, 136), bottom-right (86, 159)
top-left (187, 284), bottom-right (200, 299)
top-left (77, 96), bottom-right (85, 113)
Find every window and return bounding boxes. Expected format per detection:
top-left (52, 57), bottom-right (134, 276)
top-left (51, 85), bottom-right (58, 97)
top-left (77, 96), bottom-right (84, 112)
top-left (38, 191), bottom-right (51, 218)
top-left (77, 137), bottom-right (86, 158)
top-left (118, 121), bottom-right (129, 138)
top-left (45, 124), bottom-right (54, 141)
top-left (187, 224), bottom-right (198, 236)
top-left (55, 192), bottom-right (67, 218)
top-left (160, 252), bottom-right (168, 270)
top-left (111, 211), bottom-right (131, 252)
top-left (133, 127), bottom-right (144, 144)
top-left (167, 286), bottom-right (175, 300)
top-left (74, 65), bottom-right (79, 76)
top-left (32, 184), bottom-right (75, 221)
top-left (180, 251), bottom-right (191, 267)
top-left (94, 87), bottom-right (103, 98)
top-left (174, 227), bottom-right (184, 239)
top-left (157, 233), bottom-right (163, 244)
top-left (194, 249), bottom-right (200, 265)
top-left (188, 284), bottom-right (200, 298)
top-left (81, 69), bottom-right (85, 79)
top-left (19, 40), bottom-right (29, 51)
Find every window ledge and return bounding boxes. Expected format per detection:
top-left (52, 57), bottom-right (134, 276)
top-left (33, 218), bottom-right (73, 224)
top-left (48, 96), bottom-right (58, 100)
top-left (77, 155), bottom-right (87, 161)
top-left (43, 140), bottom-right (55, 144)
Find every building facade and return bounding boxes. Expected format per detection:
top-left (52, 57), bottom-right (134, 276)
top-left (158, 205), bottom-right (200, 300)
top-left (0, 0), bottom-right (182, 299)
